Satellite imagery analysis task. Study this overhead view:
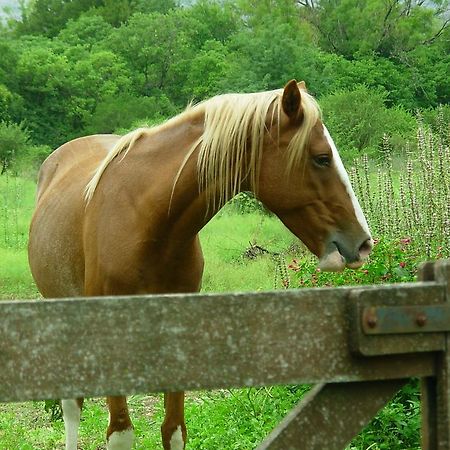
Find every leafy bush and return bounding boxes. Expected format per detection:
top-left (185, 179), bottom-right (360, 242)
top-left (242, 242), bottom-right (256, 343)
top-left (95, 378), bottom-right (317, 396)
top-left (285, 237), bottom-right (417, 289)
top-left (320, 85), bottom-right (416, 162)
top-left (83, 93), bottom-right (177, 135)
top-left (421, 104), bottom-right (450, 141)
top-left (18, 144), bottom-right (52, 173)
top-left (349, 380), bottom-right (420, 450)
top-left (227, 192), bottom-right (268, 215)
top-left (0, 122), bottom-right (30, 174)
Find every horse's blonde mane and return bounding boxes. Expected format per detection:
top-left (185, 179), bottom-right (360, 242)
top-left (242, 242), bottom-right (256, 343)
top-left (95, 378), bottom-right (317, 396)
top-left (85, 87), bottom-right (321, 210)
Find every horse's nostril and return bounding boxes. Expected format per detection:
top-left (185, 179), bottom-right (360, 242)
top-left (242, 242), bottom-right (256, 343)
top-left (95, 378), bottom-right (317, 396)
top-left (359, 238), bottom-right (373, 259)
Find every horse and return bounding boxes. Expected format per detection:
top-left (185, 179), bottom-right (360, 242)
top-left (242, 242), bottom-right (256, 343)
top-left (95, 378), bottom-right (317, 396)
top-left (28, 80), bottom-right (373, 450)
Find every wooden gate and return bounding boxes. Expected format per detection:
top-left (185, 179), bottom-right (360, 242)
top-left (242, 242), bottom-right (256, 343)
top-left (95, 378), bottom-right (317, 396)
top-left (1, 259), bottom-right (449, 449)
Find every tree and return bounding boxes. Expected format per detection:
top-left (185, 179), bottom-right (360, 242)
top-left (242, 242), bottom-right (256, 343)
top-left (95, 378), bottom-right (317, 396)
top-left (219, 2), bottom-right (318, 93)
top-left (83, 93), bottom-right (177, 135)
top-left (298, 0), bottom-right (450, 59)
top-left (0, 39), bottom-right (19, 87)
top-left (91, 0), bottom-right (133, 26)
top-left (106, 11), bottom-right (196, 99)
top-left (72, 50), bottom-right (133, 115)
top-left (183, 0), bottom-right (240, 47)
top-left (16, 0), bottom-right (104, 37)
top-left (14, 45), bottom-right (77, 144)
top-left (310, 53), bottom-right (416, 107)
top-left (181, 40), bottom-right (231, 100)
top-left (130, 0), bottom-right (178, 14)
top-left (57, 14), bottom-right (113, 49)
top-left (0, 85), bottom-right (14, 122)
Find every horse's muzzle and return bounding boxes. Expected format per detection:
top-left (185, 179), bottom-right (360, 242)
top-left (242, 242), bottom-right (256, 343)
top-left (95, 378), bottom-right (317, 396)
top-left (319, 236), bottom-right (373, 272)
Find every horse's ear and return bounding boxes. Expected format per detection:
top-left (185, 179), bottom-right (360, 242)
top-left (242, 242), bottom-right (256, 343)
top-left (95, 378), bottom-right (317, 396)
top-left (282, 79), bottom-right (303, 122)
top-left (298, 80), bottom-right (307, 91)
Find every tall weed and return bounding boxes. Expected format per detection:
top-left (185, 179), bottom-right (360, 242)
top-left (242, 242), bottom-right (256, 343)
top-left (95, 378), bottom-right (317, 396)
top-left (350, 119), bottom-right (449, 262)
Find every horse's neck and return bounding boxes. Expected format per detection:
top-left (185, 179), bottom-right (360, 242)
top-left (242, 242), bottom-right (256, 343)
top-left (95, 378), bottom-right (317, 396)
top-left (125, 112), bottom-right (218, 242)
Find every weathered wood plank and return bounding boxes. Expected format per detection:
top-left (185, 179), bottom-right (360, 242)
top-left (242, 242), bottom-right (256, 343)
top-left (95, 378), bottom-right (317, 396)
top-left (257, 379), bottom-right (406, 450)
top-left (0, 285), bottom-right (438, 402)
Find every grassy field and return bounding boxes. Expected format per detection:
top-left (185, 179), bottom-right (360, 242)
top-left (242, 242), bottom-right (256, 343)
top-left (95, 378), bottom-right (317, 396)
top-left (0, 175), bottom-right (38, 299)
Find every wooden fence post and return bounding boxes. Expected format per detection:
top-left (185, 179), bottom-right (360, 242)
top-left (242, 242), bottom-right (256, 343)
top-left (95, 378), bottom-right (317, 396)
top-left (420, 260), bottom-right (450, 449)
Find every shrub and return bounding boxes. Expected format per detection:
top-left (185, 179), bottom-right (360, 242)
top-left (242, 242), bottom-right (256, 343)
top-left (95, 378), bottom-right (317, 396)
top-left (227, 192), bottom-right (269, 215)
top-left (320, 85), bottom-right (415, 162)
top-left (83, 93), bottom-right (177, 135)
top-left (0, 121), bottom-right (30, 174)
top-left (421, 104), bottom-right (450, 142)
top-left (17, 144), bottom-right (52, 174)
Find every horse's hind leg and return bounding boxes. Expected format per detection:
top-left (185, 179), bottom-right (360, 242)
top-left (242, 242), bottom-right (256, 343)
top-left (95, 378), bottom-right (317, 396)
top-left (106, 396), bottom-right (134, 449)
top-left (62, 398), bottom-right (84, 450)
top-left (161, 392), bottom-right (186, 450)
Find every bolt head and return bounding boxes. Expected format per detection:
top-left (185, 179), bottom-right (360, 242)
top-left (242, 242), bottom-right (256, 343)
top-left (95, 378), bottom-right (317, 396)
top-left (416, 313), bottom-right (427, 327)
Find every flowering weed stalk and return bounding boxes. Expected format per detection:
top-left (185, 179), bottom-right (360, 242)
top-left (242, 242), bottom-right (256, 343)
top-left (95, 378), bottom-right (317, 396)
top-left (353, 120), bottom-right (449, 264)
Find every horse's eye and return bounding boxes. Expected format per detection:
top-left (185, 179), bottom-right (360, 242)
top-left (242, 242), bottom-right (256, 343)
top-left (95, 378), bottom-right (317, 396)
top-left (313, 155), bottom-right (331, 167)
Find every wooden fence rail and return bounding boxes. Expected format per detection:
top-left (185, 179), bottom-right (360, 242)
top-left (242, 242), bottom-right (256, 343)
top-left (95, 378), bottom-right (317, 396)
top-left (1, 259), bottom-right (449, 449)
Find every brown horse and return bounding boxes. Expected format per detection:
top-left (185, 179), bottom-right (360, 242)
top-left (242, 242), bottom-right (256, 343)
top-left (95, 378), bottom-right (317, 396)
top-left (28, 80), bottom-right (372, 450)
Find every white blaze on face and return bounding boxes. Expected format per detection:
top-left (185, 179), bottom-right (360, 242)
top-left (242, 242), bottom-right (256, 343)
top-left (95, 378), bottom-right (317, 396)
top-left (62, 399), bottom-right (81, 450)
top-left (322, 125), bottom-right (371, 237)
top-left (169, 426), bottom-right (185, 450)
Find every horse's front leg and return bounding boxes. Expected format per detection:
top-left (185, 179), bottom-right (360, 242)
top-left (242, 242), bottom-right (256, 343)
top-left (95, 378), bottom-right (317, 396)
top-left (106, 396), bottom-right (134, 450)
top-left (161, 392), bottom-right (186, 450)
top-left (62, 398), bottom-right (84, 450)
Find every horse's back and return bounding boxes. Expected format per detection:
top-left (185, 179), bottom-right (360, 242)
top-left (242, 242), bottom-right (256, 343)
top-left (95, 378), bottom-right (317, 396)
top-left (29, 135), bottom-right (119, 298)
top-left (36, 134), bottom-right (119, 201)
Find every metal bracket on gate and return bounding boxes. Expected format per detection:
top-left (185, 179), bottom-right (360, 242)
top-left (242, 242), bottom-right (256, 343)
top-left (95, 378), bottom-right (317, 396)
top-left (349, 284), bottom-right (448, 356)
top-left (362, 305), bottom-right (450, 335)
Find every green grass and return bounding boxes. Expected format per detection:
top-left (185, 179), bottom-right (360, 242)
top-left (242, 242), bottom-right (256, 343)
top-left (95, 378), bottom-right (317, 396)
top-left (0, 247), bottom-right (38, 299)
top-left (0, 387), bottom-right (314, 449)
top-left (200, 208), bottom-right (300, 292)
top-left (0, 174), bottom-right (39, 300)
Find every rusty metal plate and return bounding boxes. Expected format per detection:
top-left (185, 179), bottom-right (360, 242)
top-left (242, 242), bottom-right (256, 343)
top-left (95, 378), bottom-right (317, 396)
top-left (349, 282), bottom-right (446, 356)
top-left (362, 305), bottom-right (450, 335)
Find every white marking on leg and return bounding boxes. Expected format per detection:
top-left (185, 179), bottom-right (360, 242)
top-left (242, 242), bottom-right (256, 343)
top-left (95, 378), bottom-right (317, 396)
top-left (323, 125), bottom-right (371, 237)
top-left (169, 426), bottom-right (185, 450)
top-left (62, 399), bottom-right (80, 450)
top-left (107, 428), bottom-right (134, 450)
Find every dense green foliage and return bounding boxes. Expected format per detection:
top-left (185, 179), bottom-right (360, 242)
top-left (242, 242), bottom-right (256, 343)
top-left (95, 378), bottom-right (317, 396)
top-left (0, 0), bottom-right (448, 164)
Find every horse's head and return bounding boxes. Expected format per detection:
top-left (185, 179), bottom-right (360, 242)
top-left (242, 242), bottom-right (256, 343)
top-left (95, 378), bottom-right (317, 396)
top-left (258, 80), bottom-right (373, 271)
